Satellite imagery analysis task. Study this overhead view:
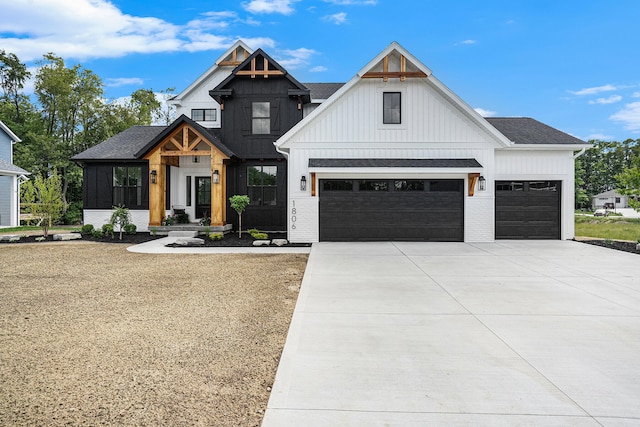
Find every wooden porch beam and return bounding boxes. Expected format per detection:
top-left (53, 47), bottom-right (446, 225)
top-left (468, 173), bottom-right (480, 197)
top-left (362, 71), bottom-right (428, 79)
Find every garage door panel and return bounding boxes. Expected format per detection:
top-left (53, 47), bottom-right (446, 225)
top-left (495, 181), bottom-right (561, 240)
top-left (319, 179), bottom-right (463, 242)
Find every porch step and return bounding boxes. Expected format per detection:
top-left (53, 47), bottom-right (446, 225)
top-left (168, 230), bottom-right (199, 237)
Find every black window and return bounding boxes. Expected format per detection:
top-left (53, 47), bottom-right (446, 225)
top-left (383, 92), bottom-right (401, 124)
top-left (529, 181), bottom-right (558, 191)
top-left (191, 109), bottom-right (216, 121)
top-left (252, 102), bottom-right (270, 134)
top-left (359, 180), bottom-right (388, 191)
top-left (322, 180), bottom-right (353, 191)
top-left (616, 197), bottom-right (621, 203)
top-left (248, 166), bottom-right (277, 205)
top-left (186, 176), bottom-right (192, 206)
top-left (497, 181), bottom-right (525, 191)
top-left (395, 180), bottom-right (424, 191)
top-left (113, 166), bottom-right (142, 208)
top-left (429, 180), bottom-right (461, 192)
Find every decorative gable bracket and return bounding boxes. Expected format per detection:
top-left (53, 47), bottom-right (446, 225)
top-left (236, 57), bottom-right (285, 79)
top-left (362, 54), bottom-right (428, 82)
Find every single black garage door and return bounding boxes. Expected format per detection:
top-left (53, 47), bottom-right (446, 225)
top-left (319, 179), bottom-right (464, 241)
top-left (495, 181), bottom-right (561, 239)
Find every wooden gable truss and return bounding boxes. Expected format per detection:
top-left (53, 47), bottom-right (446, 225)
top-left (362, 52), bottom-right (428, 81)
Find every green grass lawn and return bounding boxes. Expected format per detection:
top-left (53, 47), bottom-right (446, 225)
top-left (575, 215), bottom-right (640, 241)
top-left (0, 225), bottom-right (79, 235)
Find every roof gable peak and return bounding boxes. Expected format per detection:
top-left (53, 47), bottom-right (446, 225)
top-left (359, 41), bottom-right (431, 82)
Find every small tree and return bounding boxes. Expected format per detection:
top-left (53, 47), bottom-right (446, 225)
top-left (110, 205), bottom-right (131, 240)
top-left (20, 171), bottom-right (65, 237)
top-left (617, 165), bottom-right (640, 211)
top-left (229, 195), bottom-right (250, 238)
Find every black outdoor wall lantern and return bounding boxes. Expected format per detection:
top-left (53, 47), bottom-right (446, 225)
top-left (213, 169), bottom-right (220, 184)
top-left (150, 169), bottom-right (157, 184)
top-left (478, 175), bottom-right (486, 191)
top-left (300, 175), bottom-right (307, 191)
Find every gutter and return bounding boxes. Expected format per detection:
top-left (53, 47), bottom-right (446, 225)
top-left (573, 147), bottom-right (587, 159)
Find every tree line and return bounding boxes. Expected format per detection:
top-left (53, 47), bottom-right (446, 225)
top-left (576, 139), bottom-right (640, 210)
top-left (0, 50), bottom-right (175, 223)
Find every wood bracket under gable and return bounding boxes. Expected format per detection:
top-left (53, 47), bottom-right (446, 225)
top-left (236, 57), bottom-right (285, 79)
top-left (362, 53), bottom-right (428, 81)
top-left (468, 173), bottom-right (480, 197)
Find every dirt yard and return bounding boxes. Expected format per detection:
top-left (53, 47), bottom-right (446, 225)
top-left (0, 242), bottom-right (307, 426)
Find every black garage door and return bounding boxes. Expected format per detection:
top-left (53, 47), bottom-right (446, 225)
top-left (495, 181), bottom-right (561, 239)
top-left (319, 179), bottom-right (464, 241)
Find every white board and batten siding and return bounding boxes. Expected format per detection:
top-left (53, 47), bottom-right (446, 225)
top-left (83, 209), bottom-right (153, 232)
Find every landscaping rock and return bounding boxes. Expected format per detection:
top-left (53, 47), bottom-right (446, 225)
top-left (272, 239), bottom-right (288, 247)
top-left (53, 233), bottom-right (82, 241)
top-left (0, 235), bottom-right (20, 242)
top-left (253, 240), bottom-right (270, 247)
top-left (174, 237), bottom-right (204, 246)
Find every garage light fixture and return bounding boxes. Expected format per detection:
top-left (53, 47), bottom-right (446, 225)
top-left (300, 175), bottom-right (307, 191)
top-left (150, 169), bottom-right (157, 184)
top-left (213, 169), bottom-right (220, 184)
top-left (478, 175), bottom-right (486, 191)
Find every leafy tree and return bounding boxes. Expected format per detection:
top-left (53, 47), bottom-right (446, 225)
top-left (109, 205), bottom-right (131, 240)
top-left (20, 170), bottom-right (66, 237)
top-left (0, 50), bottom-right (30, 121)
top-left (130, 89), bottom-right (161, 125)
top-left (229, 195), bottom-right (250, 238)
top-left (574, 157), bottom-right (589, 209)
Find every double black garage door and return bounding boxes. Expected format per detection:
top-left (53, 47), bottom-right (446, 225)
top-left (318, 178), bottom-right (561, 241)
top-left (319, 179), bottom-right (464, 241)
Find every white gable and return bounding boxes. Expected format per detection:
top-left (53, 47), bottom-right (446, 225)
top-left (276, 42), bottom-right (511, 150)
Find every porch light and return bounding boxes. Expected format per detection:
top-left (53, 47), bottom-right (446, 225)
top-left (478, 175), bottom-right (486, 191)
top-left (213, 169), bottom-right (220, 184)
top-left (300, 175), bottom-right (307, 191)
top-left (150, 169), bottom-right (157, 184)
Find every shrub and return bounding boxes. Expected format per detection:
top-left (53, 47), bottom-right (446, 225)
top-left (63, 201), bottom-right (83, 225)
top-left (162, 215), bottom-right (176, 226)
top-left (175, 212), bottom-right (189, 224)
top-left (199, 216), bottom-right (210, 226)
top-left (92, 229), bottom-right (104, 239)
top-left (252, 232), bottom-right (269, 240)
top-left (80, 224), bottom-right (94, 234)
top-left (248, 228), bottom-right (259, 235)
top-left (102, 223), bottom-right (114, 239)
top-left (149, 227), bottom-right (157, 236)
top-left (209, 232), bottom-right (224, 241)
top-left (124, 223), bottom-right (137, 234)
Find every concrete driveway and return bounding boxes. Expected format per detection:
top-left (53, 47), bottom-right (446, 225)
top-left (262, 241), bottom-right (640, 426)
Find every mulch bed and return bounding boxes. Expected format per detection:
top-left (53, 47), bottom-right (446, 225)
top-left (578, 239), bottom-right (640, 255)
top-left (1, 232), bottom-right (310, 247)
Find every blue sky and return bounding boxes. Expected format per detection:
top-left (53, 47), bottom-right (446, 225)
top-left (1, 0), bottom-right (640, 141)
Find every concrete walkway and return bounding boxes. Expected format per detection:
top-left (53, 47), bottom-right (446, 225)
top-left (262, 241), bottom-right (640, 426)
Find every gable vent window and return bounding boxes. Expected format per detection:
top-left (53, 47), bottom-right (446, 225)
top-left (191, 108), bottom-right (216, 121)
top-left (252, 102), bottom-right (270, 134)
top-left (383, 92), bottom-right (401, 124)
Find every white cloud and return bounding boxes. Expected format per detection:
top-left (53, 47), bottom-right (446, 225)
top-left (585, 132), bottom-right (615, 141)
top-left (588, 95), bottom-right (622, 105)
top-left (242, 37), bottom-right (276, 50)
top-left (569, 84), bottom-right (617, 96)
top-left (456, 39), bottom-right (477, 46)
top-left (610, 101), bottom-right (640, 131)
top-left (633, 92), bottom-right (640, 98)
top-left (310, 65), bottom-right (328, 72)
top-left (324, 12), bottom-right (348, 25)
top-left (242, 0), bottom-right (299, 15)
top-left (0, 0), bottom-right (271, 62)
top-left (474, 107), bottom-right (496, 117)
top-left (105, 77), bottom-right (144, 87)
top-left (276, 47), bottom-right (317, 69)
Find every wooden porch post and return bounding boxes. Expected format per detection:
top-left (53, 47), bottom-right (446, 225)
top-left (210, 152), bottom-right (225, 226)
top-left (148, 151), bottom-right (165, 226)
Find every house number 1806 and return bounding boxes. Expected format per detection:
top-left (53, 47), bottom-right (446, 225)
top-left (291, 201), bottom-right (297, 229)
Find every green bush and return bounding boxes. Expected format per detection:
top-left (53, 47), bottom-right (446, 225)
top-left (124, 223), bottom-right (137, 234)
top-left (175, 212), bottom-right (189, 224)
top-left (102, 223), bottom-right (114, 239)
top-left (209, 232), bottom-right (224, 241)
top-left (64, 201), bottom-right (83, 225)
top-left (252, 232), bottom-right (269, 240)
top-left (80, 224), bottom-right (94, 234)
top-left (92, 229), bottom-right (104, 238)
top-left (248, 228), bottom-right (259, 235)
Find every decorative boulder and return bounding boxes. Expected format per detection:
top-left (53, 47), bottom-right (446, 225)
top-left (271, 239), bottom-right (288, 247)
top-left (174, 237), bottom-right (204, 247)
top-left (53, 233), bottom-right (82, 241)
top-left (253, 240), bottom-right (270, 247)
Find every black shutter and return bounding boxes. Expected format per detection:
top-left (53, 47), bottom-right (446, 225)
top-left (270, 100), bottom-right (280, 132)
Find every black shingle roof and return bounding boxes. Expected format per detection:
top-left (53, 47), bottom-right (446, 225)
top-left (72, 126), bottom-right (166, 161)
top-left (486, 117), bottom-right (586, 145)
top-left (303, 83), bottom-right (344, 100)
top-left (309, 158), bottom-right (482, 168)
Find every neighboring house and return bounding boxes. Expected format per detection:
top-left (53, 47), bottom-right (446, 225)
top-left (275, 42), bottom-right (590, 242)
top-left (592, 189), bottom-right (630, 210)
top-left (0, 121), bottom-right (29, 227)
top-left (74, 41), bottom-right (589, 241)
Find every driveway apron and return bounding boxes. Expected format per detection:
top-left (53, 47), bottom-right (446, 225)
top-left (262, 241), bottom-right (640, 426)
